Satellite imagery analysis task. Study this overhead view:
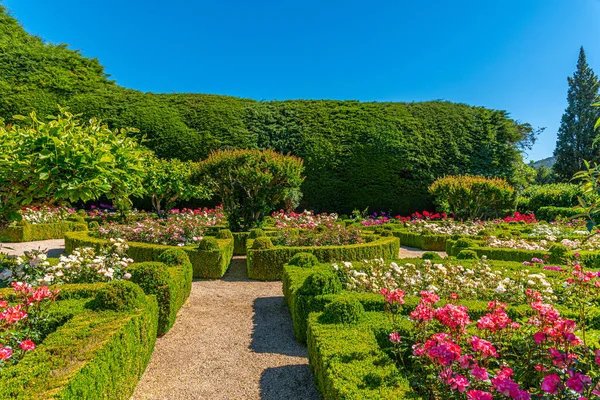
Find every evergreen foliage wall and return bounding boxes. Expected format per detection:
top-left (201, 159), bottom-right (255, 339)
top-left (0, 6), bottom-right (527, 214)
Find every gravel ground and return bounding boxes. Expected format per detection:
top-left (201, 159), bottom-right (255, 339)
top-left (399, 245), bottom-right (446, 258)
top-left (132, 257), bottom-right (320, 400)
top-left (1, 239), bottom-right (65, 257)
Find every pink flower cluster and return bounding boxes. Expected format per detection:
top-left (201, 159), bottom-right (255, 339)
top-left (502, 212), bottom-right (536, 224)
top-left (271, 210), bottom-right (338, 229)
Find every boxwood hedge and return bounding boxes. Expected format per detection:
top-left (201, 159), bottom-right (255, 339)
top-left (0, 220), bottom-right (88, 242)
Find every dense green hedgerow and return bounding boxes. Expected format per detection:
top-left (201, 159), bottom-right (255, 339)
top-left (456, 249), bottom-right (479, 260)
top-left (0, 6), bottom-right (530, 215)
top-left (517, 183), bottom-right (586, 213)
top-left (0, 221), bottom-right (87, 242)
top-left (91, 280), bottom-right (147, 312)
top-left (421, 252), bottom-right (443, 260)
top-left (321, 297), bottom-right (364, 324)
top-left (288, 252), bottom-right (319, 268)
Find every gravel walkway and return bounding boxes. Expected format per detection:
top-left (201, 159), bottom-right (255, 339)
top-left (132, 257), bottom-right (320, 400)
top-left (1, 239), bottom-right (65, 257)
top-left (399, 245), bottom-right (446, 258)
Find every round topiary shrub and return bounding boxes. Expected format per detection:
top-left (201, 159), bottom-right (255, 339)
top-left (249, 229), bottom-right (265, 239)
top-left (455, 238), bottom-right (474, 248)
top-left (288, 252), bottom-right (319, 268)
top-left (159, 248), bottom-right (190, 266)
top-left (549, 243), bottom-right (570, 263)
top-left (457, 250), bottom-right (479, 260)
top-left (91, 280), bottom-right (145, 312)
top-left (422, 252), bottom-right (442, 260)
top-left (128, 262), bottom-right (169, 293)
top-left (298, 270), bottom-right (342, 296)
top-left (88, 221), bottom-right (99, 230)
top-left (198, 237), bottom-right (220, 251)
top-left (322, 297), bottom-right (364, 324)
top-left (252, 237), bottom-right (274, 250)
top-left (216, 229), bottom-right (233, 239)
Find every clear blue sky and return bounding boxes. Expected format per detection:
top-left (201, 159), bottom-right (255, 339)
top-left (3, 0), bottom-right (600, 162)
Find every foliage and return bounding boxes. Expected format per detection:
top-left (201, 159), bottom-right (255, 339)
top-left (193, 149), bottom-right (305, 232)
top-left (91, 280), bottom-right (146, 312)
top-left (251, 237), bottom-right (275, 250)
top-left (144, 157), bottom-right (210, 216)
top-left (18, 206), bottom-right (75, 224)
top-left (517, 183), bottom-right (585, 213)
top-left (0, 107), bottom-right (151, 222)
top-left (287, 252), bottom-right (319, 268)
top-left (429, 175), bottom-right (515, 220)
top-left (96, 217), bottom-right (207, 246)
top-left (554, 47), bottom-right (600, 181)
top-left (534, 165), bottom-right (557, 185)
top-left (274, 223), bottom-right (364, 247)
top-left (321, 297), bottom-right (364, 324)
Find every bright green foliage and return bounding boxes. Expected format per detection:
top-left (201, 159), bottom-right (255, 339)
top-left (554, 47), bottom-right (600, 180)
top-left (194, 149), bottom-right (305, 232)
top-left (456, 249), bottom-right (479, 260)
top-left (216, 229), bottom-right (233, 239)
top-left (252, 237), bottom-right (275, 250)
top-left (421, 252), bottom-right (442, 260)
top-left (248, 228), bottom-right (266, 239)
top-left (299, 270), bottom-right (342, 297)
top-left (198, 237), bottom-right (220, 251)
top-left (517, 183), bottom-right (585, 213)
top-left (536, 206), bottom-right (585, 222)
top-left (321, 297), bottom-right (364, 324)
top-left (144, 157), bottom-right (210, 215)
top-left (0, 220), bottom-right (87, 242)
top-left (429, 175), bottom-right (515, 219)
top-left (91, 280), bottom-right (146, 312)
top-left (0, 107), bottom-right (151, 221)
top-left (288, 252), bottom-right (319, 268)
top-left (549, 243), bottom-right (571, 264)
top-left (534, 165), bottom-right (557, 185)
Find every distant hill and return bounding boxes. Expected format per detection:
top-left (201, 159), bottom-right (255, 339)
top-left (530, 157), bottom-right (556, 169)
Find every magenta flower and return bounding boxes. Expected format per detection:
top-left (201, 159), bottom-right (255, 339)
top-left (0, 347), bottom-right (12, 360)
top-left (466, 390), bottom-right (493, 400)
top-left (541, 374), bottom-right (562, 394)
top-left (389, 332), bottom-right (401, 344)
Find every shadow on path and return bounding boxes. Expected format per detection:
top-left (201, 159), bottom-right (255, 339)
top-left (251, 296), bottom-right (307, 357)
top-left (260, 365), bottom-right (320, 400)
top-left (221, 256), bottom-right (253, 282)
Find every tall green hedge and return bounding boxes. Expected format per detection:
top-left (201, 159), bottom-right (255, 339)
top-left (0, 221), bottom-right (88, 242)
top-left (0, 6), bottom-right (528, 214)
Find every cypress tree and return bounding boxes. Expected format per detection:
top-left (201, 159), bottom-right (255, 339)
top-left (553, 47), bottom-right (600, 180)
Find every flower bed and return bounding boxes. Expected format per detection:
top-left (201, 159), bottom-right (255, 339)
top-left (19, 206), bottom-right (76, 224)
top-left (64, 230), bottom-right (234, 279)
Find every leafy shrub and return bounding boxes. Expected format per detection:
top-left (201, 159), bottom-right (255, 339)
top-left (288, 252), bottom-right (319, 268)
top-left (321, 297), bottom-right (364, 324)
top-left (549, 243), bottom-right (570, 263)
top-left (536, 206), bottom-right (586, 222)
top-left (457, 249), bottom-right (479, 260)
top-left (193, 149), bottom-right (305, 232)
top-left (158, 248), bottom-right (190, 266)
top-left (248, 228), bottom-right (265, 239)
top-left (252, 237), bottom-right (274, 250)
top-left (298, 270), bottom-right (342, 296)
top-left (88, 221), bottom-right (99, 230)
top-left (429, 175), bottom-right (514, 219)
top-left (198, 237), bottom-right (220, 251)
top-left (91, 280), bottom-right (145, 312)
top-left (422, 252), bottom-right (442, 260)
top-left (517, 183), bottom-right (585, 213)
top-left (454, 238), bottom-right (474, 248)
top-left (216, 229), bottom-right (233, 239)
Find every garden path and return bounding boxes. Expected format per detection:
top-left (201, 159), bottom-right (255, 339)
top-left (399, 245), bottom-right (446, 258)
top-left (1, 239), bottom-right (65, 257)
top-left (131, 256), bottom-right (320, 400)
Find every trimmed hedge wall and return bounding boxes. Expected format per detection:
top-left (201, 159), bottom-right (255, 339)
top-left (392, 231), bottom-right (448, 251)
top-left (232, 232), bottom-right (250, 256)
top-left (0, 221), bottom-right (88, 242)
top-left (0, 284), bottom-right (159, 399)
top-left (64, 231), bottom-right (234, 278)
top-left (248, 235), bottom-right (400, 281)
top-left (536, 206), bottom-right (586, 222)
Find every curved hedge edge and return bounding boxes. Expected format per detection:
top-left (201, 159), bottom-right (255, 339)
top-left (0, 295), bottom-right (159, 399)
top-left (0, 221), bottom-right (88, 243)
top-left (64, 231), bottom-right (234, 279)
top-left (392, 231), bottom-right (449, 251)
top-left (248, 236), bottom-right (400, 281)
top-left (307, 311), bottom-right (419, 400)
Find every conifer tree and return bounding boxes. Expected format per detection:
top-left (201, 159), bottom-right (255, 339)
top-left (553, 47), bottom-right (600, 180)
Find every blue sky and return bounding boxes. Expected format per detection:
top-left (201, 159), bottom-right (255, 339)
top-left (3, 0), bottom-right (600, 161)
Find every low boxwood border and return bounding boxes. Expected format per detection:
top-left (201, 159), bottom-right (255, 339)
top-left (0, 220), bottom-right (88, 242)
top-left (0, 284), bottom-right (159, 399)
top-left (392, 231), bottom-right (449, 251)
top-left (64, 231), bottom-right (234, 279)
top-left (247, 235), bottom-right (400, 281)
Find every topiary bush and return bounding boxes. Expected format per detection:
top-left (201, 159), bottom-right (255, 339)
top-left (91, 280), bottom-right (146, 312)
top-left (422, 252), bottom-right (442, 260)
top-left (88, 221), bottom-right (99, 230)
top-left (252, 237), bottom-right (274, 250)
top-left (321, 297), bottom-right (364, 324)
top-left (455, 238), bottom-right (474, 248)
top-left (249, 228), bottom-right (265, 239)
top-left (288, 252), bottom-right (319, 268)
top-left (298, 270), bottom-right (342, 296)
top-left (457, 250), bottom-right (479, 260)
top-left (198, 237), bottom-right (220, 251)
top-left (216, 229), bottom-right (233, 239)
top-left (158, 248), bottom-right (191, 267)
top-left (549, 243), bottom-right (571, 264)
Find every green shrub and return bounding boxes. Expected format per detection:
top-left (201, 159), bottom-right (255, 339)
top-left (91, 280), bottom-right (146, 312)
top-left (252, 237), bottom-right (274, 250)
top-left (455, 238), bottom-right (474, 248)
top-left (299, 270), bottom-right (342, 296)
top-left (321, 297), bottom-right (364, 324)
top-left (422, 252), bottom-right (442, 260)
top-left (549, 243), bottom-right (571, 263)
top-left (159, 248), bottom-right (191, 267)
top-left (288, 252), bottom-right (319, 268)
top-left (517, 183), bottom-right (585, 213)
top-left (379, 230), bottom-right (394, 237)
top-left (457, 250), bottom-right (479, 260)
top-left (429, 175), bottom-right (514, 219)
top-left (536, 206), bottom-right (586, 222)
top-left (0, 221), bottom-right (88, 242)
top-left (88, 220), bottom-right (99, 230)
top-left (497, 231), bottom-right (513, 239)
top-left (192, 149), bottom-right (305, 232)
top-left (216, 229), bottom-right (233, 239)
top-left (198, 236), bottom-right (220, 251)
top-left (249, 228), bottom-right (265, 239)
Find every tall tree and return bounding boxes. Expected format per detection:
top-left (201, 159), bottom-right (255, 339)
top-left (553, 47), bottom-right (600, 180)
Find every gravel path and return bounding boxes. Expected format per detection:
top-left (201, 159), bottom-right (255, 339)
top-left (399, 245), bottom-right (446, 258)
top-left (1, 239), bottom-right (65, 257)
top-left (132, 257), bottom-right (320, 400)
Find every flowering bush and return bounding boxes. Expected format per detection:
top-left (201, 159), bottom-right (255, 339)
top-left (274, 223), bottom-right (363, 247)
top-left (408, 220), bottom-right (486, 236)
top-left (0, 240), bottom-right (133, 286)
top-left (168, 206), bottom-right (226, 226)
top-left (18, 206), bottom-right (75, 224)
top-left (486, 235), bottom-right (600, 252)
top-left (502, 212), bottom-right (537, 224)
top-left (271, 210), bottom-right (338, 229)
top-left (381, 257), bottom-right (600, 399)
top-left (0, 282), bottom-right (59, 370)
top-left (333, 258), bottom-right (555, 303)
top-left (96, 217), bottom-right (206, 246)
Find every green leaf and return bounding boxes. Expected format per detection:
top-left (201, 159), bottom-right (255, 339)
top-left (5, 211), bottom-right (22, 222)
